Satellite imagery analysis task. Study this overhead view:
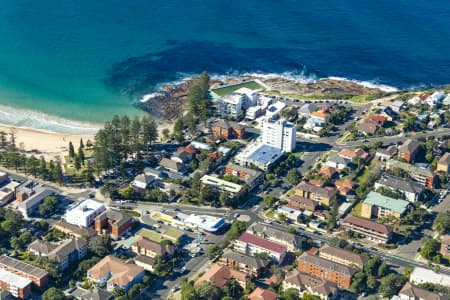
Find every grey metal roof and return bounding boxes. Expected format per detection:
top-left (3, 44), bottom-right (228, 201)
top-left (376, 175), bottom-right (424, 194)
top-left (0, 255), bottom-right (48, 279)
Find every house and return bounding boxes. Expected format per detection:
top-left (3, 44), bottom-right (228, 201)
top-left (27, 238), bottom-right (87, 270)
top-left (437, 152), bottom-right (450, 173)
top-left (394, 282), bottom-right (447, 300)
top-left (94, 209), bottom-right (133, 240)
top-left (299, 103), bottom-right (317, 118)
top-left (386, 160), bottom-right (435, 188)
top-left (87, 256), bottom-right (144, 292)
top-left (17, 186), bottom-right (54, 218)
top-left (295, 182), bottom-right (337, 207)
top-left (365, 115), bottom-right (387, 127)
top-left (159, 158), bottom-right (186, 174)
top-left (288, 195), bottom-right (317, 212)
top-left (283, 270), bottom-right (338, 300)
top-left (334, 180), bottom-right (355, 196)
top-left (224, 163), bottom-right (264, 191)
top-left (391, 100), bottom-right (405, 113)
top-left (440, 235), bottom-right (450, 256)
top-left (318, 166), bottom-right (338, 180)
top-left (247, 288), bottom-right (278, 300)
top-left (235, 232), bottom-right (287, 262)
top-left (277, 205), bottom-right (302, 222)
top-left (0, 256), bottom-right (48, 288)
top-left (247, 222), bottom-right (302, 251)
top-left (133, 255), bottom-right (156, 272)
top-left (195, 264), bottom-right (248, 288)
top-left (426, 91), bottom-right (445, 107)
top-left (408, 93), bottom-right (429, 106)
top-left (398, 139), bottom-right (421, 163)
top-left (219, 249), bottom-right (270, 277)
top-left (64, 199), bottom-right (106, 228)
top-left (338, 148), bottom-right (369, 161)
top-left (68, 287), bottom-right (114, 300)
top-left (171, 150), bottom-right (194, 164)
top-left (325, 155), bottom-right (349, 170)
top-left (379, 106), bottom-right (397, 121)
top-left (374, 175), bottom-right (424, 202)
top-left (375, 145), bottom-right (398, 161)
top-left (131, 236), bottom-right (175, 258)
top-left (0, 269), bottom-right (32, 299)
top-left (131, 173), bottom-right (157, 192)
top-left (210, 119), bottom-right (246, 139)
top-left (361, 191), bottom-right (410, 219)
top-left (358, 122), bottom-right (379, 135)
top-left (410, 267), bottom-right (450, 287)
top-left (310, 111), bottom-right (328, 122)
top-left (318, 245), bottom-right (368, 270)
top-left (297, 252), bottom-right (357, 289)
top-left (342, 215), bottom-right (393, 243)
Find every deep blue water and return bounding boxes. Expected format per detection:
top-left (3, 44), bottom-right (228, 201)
top-left (0, 0), bottom-right (449, 130)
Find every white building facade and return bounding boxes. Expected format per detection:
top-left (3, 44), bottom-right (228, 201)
top-left (64, 199), bottom-right (106, 227)
top-left (261, 117), bottom-right (296, 152)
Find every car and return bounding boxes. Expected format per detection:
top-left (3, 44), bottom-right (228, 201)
top-left (233, 213), bottom-right (240, 218)
top-left (171, 286), bottom-right (179, 292)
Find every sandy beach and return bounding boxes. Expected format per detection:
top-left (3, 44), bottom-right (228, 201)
top-left (0, 125), bottom-right (94, 161)
top-left (0, 119), bottom-right (174, 162)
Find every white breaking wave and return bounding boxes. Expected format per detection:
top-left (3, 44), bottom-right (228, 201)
top-left (139, 92), bottom-right (165, 103)
top-left (326, 76), bottom-right (399, 93)
top-left (0, 104), bottom-right (101, 135)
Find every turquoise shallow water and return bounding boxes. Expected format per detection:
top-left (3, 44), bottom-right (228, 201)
top-left (0, 0), bottom-right (449, 133)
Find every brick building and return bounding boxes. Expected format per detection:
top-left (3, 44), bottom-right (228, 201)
top-left (0, 256), bottom-right (48, 289)
top-left (297, 252), bottom-right (357, 289)
top-left (94, 209), bottom-right (133, 240)
top-left (210, 119), bottom-right (246, 139)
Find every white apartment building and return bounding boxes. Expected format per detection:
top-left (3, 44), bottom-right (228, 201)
top-left (218, 93), bottom-right (243, 118)
top-left (64, 199), bottom-right (106, 227)
top-left (261, 117), bottom-right (296, 152)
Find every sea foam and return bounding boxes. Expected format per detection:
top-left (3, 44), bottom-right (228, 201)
top-left (0, 104), bottom-right (101, 135)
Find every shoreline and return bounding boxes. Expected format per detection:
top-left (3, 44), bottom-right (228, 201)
top-left (0, 124), bottom-right (94, 161)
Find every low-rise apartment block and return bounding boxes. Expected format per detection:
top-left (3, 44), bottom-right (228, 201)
top-left (361, 191), bottom-right (410, 219)
top-left (235, 232), bottom-right (287, 262)
top-left (247, 222), bottom-right (302, 252)
top-left (295, 181), bottom-right (336, 207)
top-left (283, 270), bottom-right (338, 300)
top-left (0, 269), bottom-right (32, 299)
top-left (297, 252), bottom-right (357, 289)
top-left (195, 263), bottom-right (248, 288)
top-left (224, 163), bottom-right (264, 191)
top-left (342, 215), bottom-right (393, 244)
top-left (27, 238), bottom-right (87, 270)
top-left (375, 175), bottom-right (424, 202)
top-left (219, 249), bottom-right (270, 277)
top-left (387, 160), bottom-right (435, 188)
top-left (0, 256), bottom-right (48, 288)
top-left (131, 236), bottom-right (175, 258)
top-left (398, 139), bottom-right (421, 163)
top-left (318, 245), bottom-right (368, 270)
top-left (94, 209), bottom-right (133, 240)
top-left (87, 256), bottom-right (144, 292)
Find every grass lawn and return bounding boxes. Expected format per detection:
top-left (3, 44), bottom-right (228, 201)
top-left (351, 202), bottom-right (362, 217)
top-left (212, 81), bottom-right (264, 96)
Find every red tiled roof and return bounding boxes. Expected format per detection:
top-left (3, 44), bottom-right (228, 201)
top-left (247, 287), bottom-right (278, 300)
top-left (238, 232), bottom-right (287, 254)
top-left (207, 152), bottom-right (222, 159)
top-left (195, 264), bottom-right (247, 288)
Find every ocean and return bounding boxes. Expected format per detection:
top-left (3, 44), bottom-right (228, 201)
top-left (0, 0), bottom-right (449, 133)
